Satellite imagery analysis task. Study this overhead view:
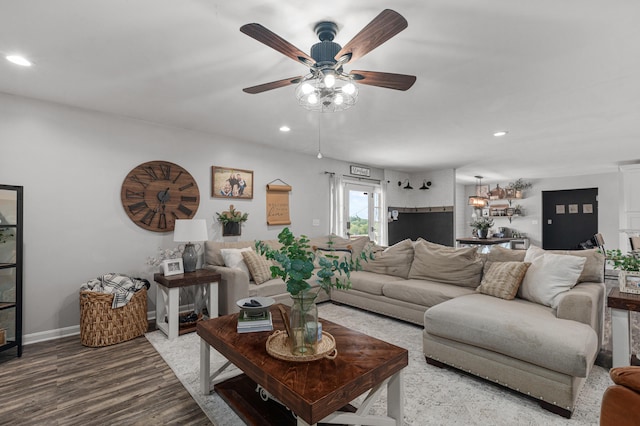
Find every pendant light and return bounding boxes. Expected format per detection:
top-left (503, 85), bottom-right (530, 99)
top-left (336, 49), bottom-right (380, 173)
top-left (468, 176), bottom-right (488, 208)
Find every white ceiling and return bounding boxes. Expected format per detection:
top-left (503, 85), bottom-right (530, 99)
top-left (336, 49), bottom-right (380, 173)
top-left (2, 0), bottom-right (640, 183)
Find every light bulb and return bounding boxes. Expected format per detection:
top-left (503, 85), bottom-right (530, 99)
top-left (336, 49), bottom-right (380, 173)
top-left (324, 73), bottom-right (335, 88)
top-left (317, 151), bottom-right (323, 159)
top-left (334, 94), bottom-right (343, 105)
top-left (301, 83), bottom-right (314, 94)
top-left (6, 55), bottom-right (32, 66)
top-left (343, 83), bottom-right (355, 95)
top-left (308, 93), bottom-right (318, 104)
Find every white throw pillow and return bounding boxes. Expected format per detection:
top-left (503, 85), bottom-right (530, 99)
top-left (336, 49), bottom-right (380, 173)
top-left (519, 248), bottom-right (586, 308)
top-left (220, 247), bottom-right (252, 276)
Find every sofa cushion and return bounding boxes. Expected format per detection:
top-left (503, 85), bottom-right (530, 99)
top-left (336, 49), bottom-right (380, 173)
top-left (313, 247), bottom-right (351, 269)
top-left (424, 293), bottom-right (598, 377)
top-left (220, 247), bottom-right (252, 277)
top-left (362, 239), bottom-right (414, 278)
top-left (242, 250), bottom-right (272, 284)
top-left (348, 271), bottom-right (405, 296)
top-left (520, 246), bottom-right (587, 308)
top-left (549, 248), bottom-right (604, 283)
top-left (408, 240), bottom-right (484, 288)
top-left (487, 245), bottom-right (526, 262)
top-left (249, 277), bottom-right (287, 297)
top-left (205, 241), bottom-right (255, 266)
top-left (382, 279), bottom-right (476, 307)
top-left (476, 261), bottom-right (531, 300)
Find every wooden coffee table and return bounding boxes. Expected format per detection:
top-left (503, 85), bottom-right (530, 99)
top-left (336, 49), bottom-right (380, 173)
top-left (197, 304), bottom-right (408, 426)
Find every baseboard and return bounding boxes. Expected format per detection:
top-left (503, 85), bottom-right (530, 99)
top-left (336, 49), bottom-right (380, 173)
top-left (24, 310), bottom-right (158, 345)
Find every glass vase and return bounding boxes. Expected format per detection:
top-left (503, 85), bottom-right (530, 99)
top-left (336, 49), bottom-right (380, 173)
top-left (289, 291), bottom-right (319, 356)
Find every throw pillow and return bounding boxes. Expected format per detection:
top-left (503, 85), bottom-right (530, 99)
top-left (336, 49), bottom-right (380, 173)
top-left (476, 261), bottom-right (531, 300)
top-left (408, 240), bottom-right (484, 288)
top-left (519, 250), bottom-right (587, 308)
top-left (487, 245), bottom-right (526, 263)
top-left (241, 250), bottom-right (272, 284)
top-left (220, 247), bottom-right (252, 277)
top-left (361, 239), bottom-right (414, 278)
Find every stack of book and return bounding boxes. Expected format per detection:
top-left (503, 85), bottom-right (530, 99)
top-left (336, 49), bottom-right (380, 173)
top-left (237, 309), bottom-right (273, 333)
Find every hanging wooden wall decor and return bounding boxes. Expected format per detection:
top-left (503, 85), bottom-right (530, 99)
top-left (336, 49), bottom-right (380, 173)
top-left (266, 180), bottom-right (291, 225)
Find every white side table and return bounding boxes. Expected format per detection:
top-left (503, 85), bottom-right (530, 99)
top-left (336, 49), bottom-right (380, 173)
top-left (154, 269), bottom-right (220, 339)
top-left (608, 287), bottom-right (640, 367)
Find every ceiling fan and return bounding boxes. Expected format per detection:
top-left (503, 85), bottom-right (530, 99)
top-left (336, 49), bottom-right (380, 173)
top-left (240, 9), bottom-right (416, 111)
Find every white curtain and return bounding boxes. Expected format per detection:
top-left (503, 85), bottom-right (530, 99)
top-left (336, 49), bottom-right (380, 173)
top-left (377, 180), bottom-right (388, 246)
top-left (329, 174), bottom-right (345, 236)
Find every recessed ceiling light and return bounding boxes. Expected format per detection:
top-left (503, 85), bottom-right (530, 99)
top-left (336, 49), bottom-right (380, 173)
top-left (6, 55), bottom-right (32, 67)
top-left (279, 126), bottom-right (291, 132)
top-left (493, 130), bottom-right (508, 137)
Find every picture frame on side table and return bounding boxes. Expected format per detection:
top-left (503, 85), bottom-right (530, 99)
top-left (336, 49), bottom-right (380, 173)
top-left (212, 166), bottom-right (254, 199)
top-left (162, 258), bottom-right (184, 276)
top-left (619, 270), bottom-right (640, 294)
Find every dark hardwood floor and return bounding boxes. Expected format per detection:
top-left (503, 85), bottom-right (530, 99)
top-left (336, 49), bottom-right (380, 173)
top-left (0, 333), bottom-right (212, 425)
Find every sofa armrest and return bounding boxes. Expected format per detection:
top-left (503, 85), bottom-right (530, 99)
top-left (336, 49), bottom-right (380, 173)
top-left (611, 366), bottom-right (640, 393)
top-left (203, 265), bottom-right (250, 315)
top-left (556, 281), bottom-right (605, 349)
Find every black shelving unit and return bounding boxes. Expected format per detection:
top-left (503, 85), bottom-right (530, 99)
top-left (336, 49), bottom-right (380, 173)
top-left (0, 185), bottom-right (23, 358)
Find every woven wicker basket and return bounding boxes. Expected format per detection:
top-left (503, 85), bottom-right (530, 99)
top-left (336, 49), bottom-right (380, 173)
top-left (79, 287), bottom-right (148, 347)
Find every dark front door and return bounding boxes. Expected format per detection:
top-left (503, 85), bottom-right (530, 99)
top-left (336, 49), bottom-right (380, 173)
top-left (542, 188), bottom-right (598, 250)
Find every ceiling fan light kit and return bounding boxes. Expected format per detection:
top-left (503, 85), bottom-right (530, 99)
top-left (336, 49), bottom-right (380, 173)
top-left (240, 9), bottom-right (416, 112)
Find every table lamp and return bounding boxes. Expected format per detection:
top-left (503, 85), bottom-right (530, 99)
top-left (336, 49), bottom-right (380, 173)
top-left (173, 219), bottom-right (208, 273)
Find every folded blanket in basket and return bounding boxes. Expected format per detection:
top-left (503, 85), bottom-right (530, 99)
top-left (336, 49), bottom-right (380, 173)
top-left (81, 273), bottom-right (149, 309)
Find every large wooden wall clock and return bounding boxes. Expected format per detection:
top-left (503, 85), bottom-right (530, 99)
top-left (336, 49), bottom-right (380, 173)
top-left (121, 160), bottom-right (200, 232)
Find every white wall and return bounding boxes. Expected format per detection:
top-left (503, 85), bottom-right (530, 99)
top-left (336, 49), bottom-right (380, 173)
top-left (385, 168), bottom-right (455, 208)
top-left (458, 174), bottom-right (619, 249)
top-left (0, 93), bottom-right (385, 337)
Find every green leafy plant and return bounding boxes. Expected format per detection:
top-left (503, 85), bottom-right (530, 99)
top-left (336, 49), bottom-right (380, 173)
top-left (255, 227), bottom-right (373, 296)
top-left (215, 204), bottom-right (248, 225)
top-left (507, 178), bottom-right (532, 191)
top-left (470, 217), bottom-right (494, 231)
top-left (604, 249), bottom-right (640, 272)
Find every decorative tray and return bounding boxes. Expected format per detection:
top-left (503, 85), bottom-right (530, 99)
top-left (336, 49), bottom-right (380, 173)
top-left (266, 330), bottom-right (337, 362)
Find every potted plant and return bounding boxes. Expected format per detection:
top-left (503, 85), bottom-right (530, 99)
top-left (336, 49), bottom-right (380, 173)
top-left (256, 228), bottom-right (372, 355)
top-left (470, 217), bottom-right (494, 239)
top-left (215, 204), bottom-right (248, 236)
top-left (507, 178), bottom-right (532, 199)
top-left (604, 249), bottom-right (640, 294)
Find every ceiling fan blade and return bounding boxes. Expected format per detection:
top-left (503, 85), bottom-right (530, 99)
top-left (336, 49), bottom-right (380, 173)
top-left (335, 9), bottom-right (408, 64)
top-left (351, 71), bottom-right (416, 91)
top-left (242, 76), bottom-right (303, 94)
top-left (240, 23), bottom-right (314, 66)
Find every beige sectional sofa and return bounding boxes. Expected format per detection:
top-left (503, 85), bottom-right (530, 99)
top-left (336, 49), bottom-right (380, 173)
top-left (203, 235), bottom-right (604, 418)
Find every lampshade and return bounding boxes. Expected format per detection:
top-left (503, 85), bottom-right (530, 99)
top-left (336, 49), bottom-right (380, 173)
top-left (295, 71), bottom-right (358, 112)
top-left (468, 175), bottom-right (488, 208)
top-left (173, 219), bottom-right (208, 242)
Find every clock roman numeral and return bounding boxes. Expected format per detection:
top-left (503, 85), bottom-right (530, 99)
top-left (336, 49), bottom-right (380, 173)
top-left (177, 204), bottom-right (193, 216)
top-left (143, 166), bottom-right (159, 181)
top-left (128, 201), bottom-right (148, 215)
top-left (179, 182), bottom-right (194, 191)
top-left (160, 164), bottom-right (171, 180)
top-left (140, 208), bottom-right (156, 226)
top-left (158, 212), bottom-right (167, 229)
top-left (181, 196), bottom-right (197, 202)
top-left (129, 175), bottom-right (148, 188)
top-left (172, 171), bottom-right (183, 184)
top-left (125, 189), bottom-right (145, 199)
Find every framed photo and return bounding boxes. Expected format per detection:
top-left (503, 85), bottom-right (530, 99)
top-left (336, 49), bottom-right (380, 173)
top-left (583, 203), bottom-right (593, 214)
top-left (476, 185), bottom-right (489, 198)
top-left (556, 204), bottom-right (565, 214)
top-left (505, 188), bottom-right (516, 199)
top-left (482, 208), bottom-right (490, 217)
top-left (212, 166), bottom-right (253, 199)
top-left (619, 271), bottom-right (640, 295)
top-left (568, 204), bottom-right (579, 214)
top-left (162, 258), bottom-right (184, 276)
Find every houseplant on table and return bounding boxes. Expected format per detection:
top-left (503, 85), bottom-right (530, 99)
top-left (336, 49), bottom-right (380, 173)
top-left (215, 204), bottom-right (248, 236)
top-left (256, 228), bottom-right (372, 356)
top-left (470, 217), bottom-right (494, 239)
top-left (604, 249), bottom-right (640, 294)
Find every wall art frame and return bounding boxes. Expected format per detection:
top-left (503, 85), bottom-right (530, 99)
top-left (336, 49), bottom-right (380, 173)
top-left (212, 166), bottom-right (254, 199)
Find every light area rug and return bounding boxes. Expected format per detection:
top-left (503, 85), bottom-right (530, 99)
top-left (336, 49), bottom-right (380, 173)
top-left (146, 303), bottom-right (612, 426)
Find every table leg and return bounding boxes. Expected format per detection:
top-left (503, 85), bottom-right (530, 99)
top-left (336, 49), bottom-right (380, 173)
top-left (612, 307), bottom-right (631, 367)
top-left (208, 281), bottom-right (218, 319)
top-left (200, 337), bottom-right (211, 395)
top-left (167, 287), bottom-right (180, 340)
top-left (387, 370), bottom-right (404, 426)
